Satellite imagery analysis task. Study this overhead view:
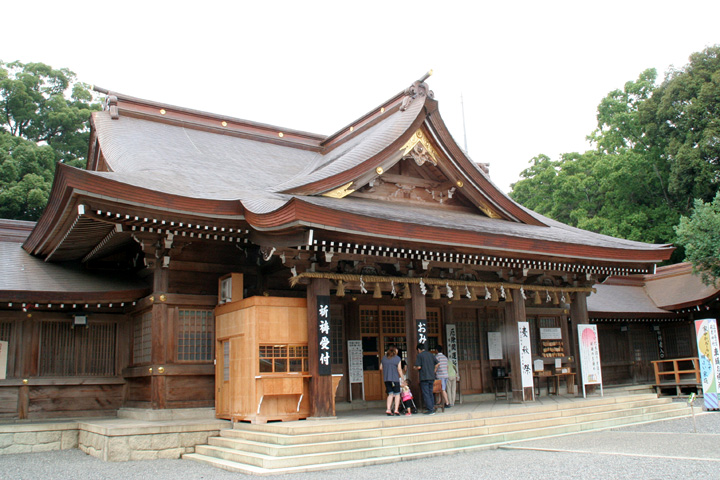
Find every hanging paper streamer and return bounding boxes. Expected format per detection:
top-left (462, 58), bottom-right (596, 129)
top-left (500, 285), bottom-right (506, 299)
top-left (290, 266), bottom-right (297, 277)
top-left (419, 278), bottom-right (427, 295)
top-left (520, 287), bottom-right (527, 300)
top-left (560, 291), bottom-right (566, 303)
top-left (546, 290), bottom-right (551, 303)
top-left (359, 275), bottom-right (367, 294)
top-left (465, 286), bottom-right (471, 299)
top-left (485, 286), bottom-right (492, 300)
top-left (391, 280), bottom-right (396, 297)
top-left (446, 282), bottom-right (454, 299)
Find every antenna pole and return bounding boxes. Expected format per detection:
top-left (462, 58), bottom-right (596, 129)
top-left (461, 93), bottom-right (468, 152)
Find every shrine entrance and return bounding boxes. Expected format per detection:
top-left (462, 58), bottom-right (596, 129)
top-left (359, 305), bottom-right (442, 400)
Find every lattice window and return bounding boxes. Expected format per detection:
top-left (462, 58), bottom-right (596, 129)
top-left (382, 307), bottom-right (405, 335)
top-left (457, 317), bottom-right (480, 361)
top-left (427, 309), bottom-right (440, 335)
top-left (133, 311), bottom-right (152, 365)
top-left (177, 309), bottom-right (214, 362)
top-left (223, 341), bottom-right (230, 382)
top-left (663, 323), bottom-right (693, 358)
top-left (0, 321), bottom-right (11, 342)
top-left (259, 344), bottom-right (308, 373)
top-left (360, 308), bottom-right (379, 334)
top-left (39, 321), bottom-right (116, 376)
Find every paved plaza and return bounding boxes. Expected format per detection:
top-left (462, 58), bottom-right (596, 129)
top-left (1, 406), bottom-right (717, 480)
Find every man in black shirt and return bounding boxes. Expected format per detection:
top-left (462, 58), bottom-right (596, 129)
top-left (414, 343), bottom-right (438, 414)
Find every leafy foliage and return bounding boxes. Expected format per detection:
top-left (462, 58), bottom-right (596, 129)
top-left (0, 61), bottom-right (100, 220)
top-left (675, 192), bottom-right (720, 286)
top-left (510, 45), bottom-right (720, 264)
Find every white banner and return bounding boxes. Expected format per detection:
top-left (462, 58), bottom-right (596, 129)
top-left (518, 322), bottom-right (533, 390)
top-left (578, 324), bottom-right (603, 396)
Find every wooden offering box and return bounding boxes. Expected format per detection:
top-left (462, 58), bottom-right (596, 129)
top-left (215, 296), bottom-right (310, 424)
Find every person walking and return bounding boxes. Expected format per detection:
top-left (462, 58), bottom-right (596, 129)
top-left (380, 345), bottom-right (403, 415)
top-left (414, 343), bottom-right (438, 414)
top-left (435, 345), bottom-right (451, 408)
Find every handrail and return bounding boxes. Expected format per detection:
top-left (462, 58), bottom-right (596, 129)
top-left (651, 357), bottom-right (700, 385)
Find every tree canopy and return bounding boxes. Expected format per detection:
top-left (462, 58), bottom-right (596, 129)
top-left (510, 45), bottom-right (720, 264)
top-left (674, 192), bottom-right (720, 286)
top-left (0, 61), bottom-right (100, 220)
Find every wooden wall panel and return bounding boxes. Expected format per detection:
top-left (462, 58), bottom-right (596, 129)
top-left (166, 375), bottom-right (214, 403)
top-left (0, 386), bottom-right (19, 417)
top-left (27, 385), bottom-right (123, 417)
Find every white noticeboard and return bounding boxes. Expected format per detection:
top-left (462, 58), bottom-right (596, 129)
top-left (540, 328), bottom-right (562, 340)
top-left (518, 322), bottom-right (534, 401)
top-left (488, 332), bottom-right (503, 360)
top-left (347, 340), bottom-right (364, 402)
top-left (0, 341), bottom-right (7, 380)
top-left (578, 324), bottom-right (604, 397)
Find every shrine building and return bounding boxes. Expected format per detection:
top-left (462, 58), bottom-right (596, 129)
top-left (0, 74), bottom-right (681, 421)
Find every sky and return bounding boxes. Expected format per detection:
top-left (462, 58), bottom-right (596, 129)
top-left (3, 0), bottom-right (720, 193)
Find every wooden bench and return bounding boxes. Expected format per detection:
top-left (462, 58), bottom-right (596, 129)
top-left (651, 357), bottom-right (701, 397)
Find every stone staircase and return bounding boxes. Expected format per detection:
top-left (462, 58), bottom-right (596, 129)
top-left (183, 393), bottom-right (690, 475)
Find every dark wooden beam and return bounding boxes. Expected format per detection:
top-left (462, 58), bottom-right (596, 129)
top-left (405, 284), bottom-right (425, 408)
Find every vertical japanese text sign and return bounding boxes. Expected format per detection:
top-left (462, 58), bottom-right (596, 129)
top-left (695, 319), bottom-right (720, 410)
top-left (317, 295), bottom-right (331, 376)
top-left (416, 319), bottom-right (428, 347)
top-left (445, 324), bottom-right (458, 371)
top-left (518, 322), bottom-right (533, 390)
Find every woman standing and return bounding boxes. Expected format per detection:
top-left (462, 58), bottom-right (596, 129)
top-left (380, 345), bottom-right (403, 416)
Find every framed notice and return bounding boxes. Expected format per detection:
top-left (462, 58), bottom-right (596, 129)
top-left (695, 319), bottom-right (720, 410)
top-left (518, 322), bottom-right (534, 400)
top-left (488, 332), bottom-right (503, 360)
top-left (540, 328), bottom-right (562, 340)
top-left (347, 340), bottom-right (364, 402)
top-left (578, 324), bottom-right (603, 397)
top-left (0, 341), bottom-right (7, 380)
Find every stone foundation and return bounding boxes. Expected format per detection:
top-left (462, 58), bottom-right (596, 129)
top-left (0, 408), bottom-right (229, 461)
top-left (0, 423), bottom-right (79, 455)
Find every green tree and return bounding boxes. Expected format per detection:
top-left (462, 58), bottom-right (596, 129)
top-left (0, 61), bottom-right (99, 220)
top-left (510, 46), bottom-right (720, 258)
top-left (675, 192), bottom-right (720, 286)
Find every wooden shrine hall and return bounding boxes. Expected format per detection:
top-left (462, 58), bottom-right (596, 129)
top-left (0, 73), bottom-right (675, 422)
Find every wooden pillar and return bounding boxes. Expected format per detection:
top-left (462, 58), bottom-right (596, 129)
top-left (18, 315), bottom-right (39, 419)
top-left (570, 291), bottom-right (590, 396)
top-left (504, 297), bottom-right (531, 402)
top-left (307, 278), bottom-right (333, 417)
top-left (151, 266), bottom-right (169, 409)
top-left (404, 284), bottom-right (425, 408)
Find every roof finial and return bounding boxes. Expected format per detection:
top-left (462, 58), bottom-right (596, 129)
top-left (400, 70), bottom-right (434, 111)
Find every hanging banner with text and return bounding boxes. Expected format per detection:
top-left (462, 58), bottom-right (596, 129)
top-left (695, 318), bottom-right (720, 410)
top-left (416, 319), bottom-right (428, 346)
top-left (518, 322), bottom-right (533, 393)
top-left (488, 332), bottom-right (503, 360)
top-left (578, 324), bottom-right (603, 397)
top-left (445, 324), bottom-right (459, 374)
top-left (317, 295), bottom-right (331, 375)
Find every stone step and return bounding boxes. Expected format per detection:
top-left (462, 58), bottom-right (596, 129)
top-left (233, 393), bottom-right (662, 436)
top-left (209, 402), bottom-right (687, 457)
top-left (185, 402), bottom-right (690, 473)
top-left (220, 396), bottom-right (673, 445)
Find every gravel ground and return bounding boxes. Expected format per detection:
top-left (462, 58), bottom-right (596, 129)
top-left (1, 410), bottom-right (718, 480)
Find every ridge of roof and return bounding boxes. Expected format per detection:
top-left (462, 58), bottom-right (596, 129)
top-left (93, 86), bottom-right (327, 148)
